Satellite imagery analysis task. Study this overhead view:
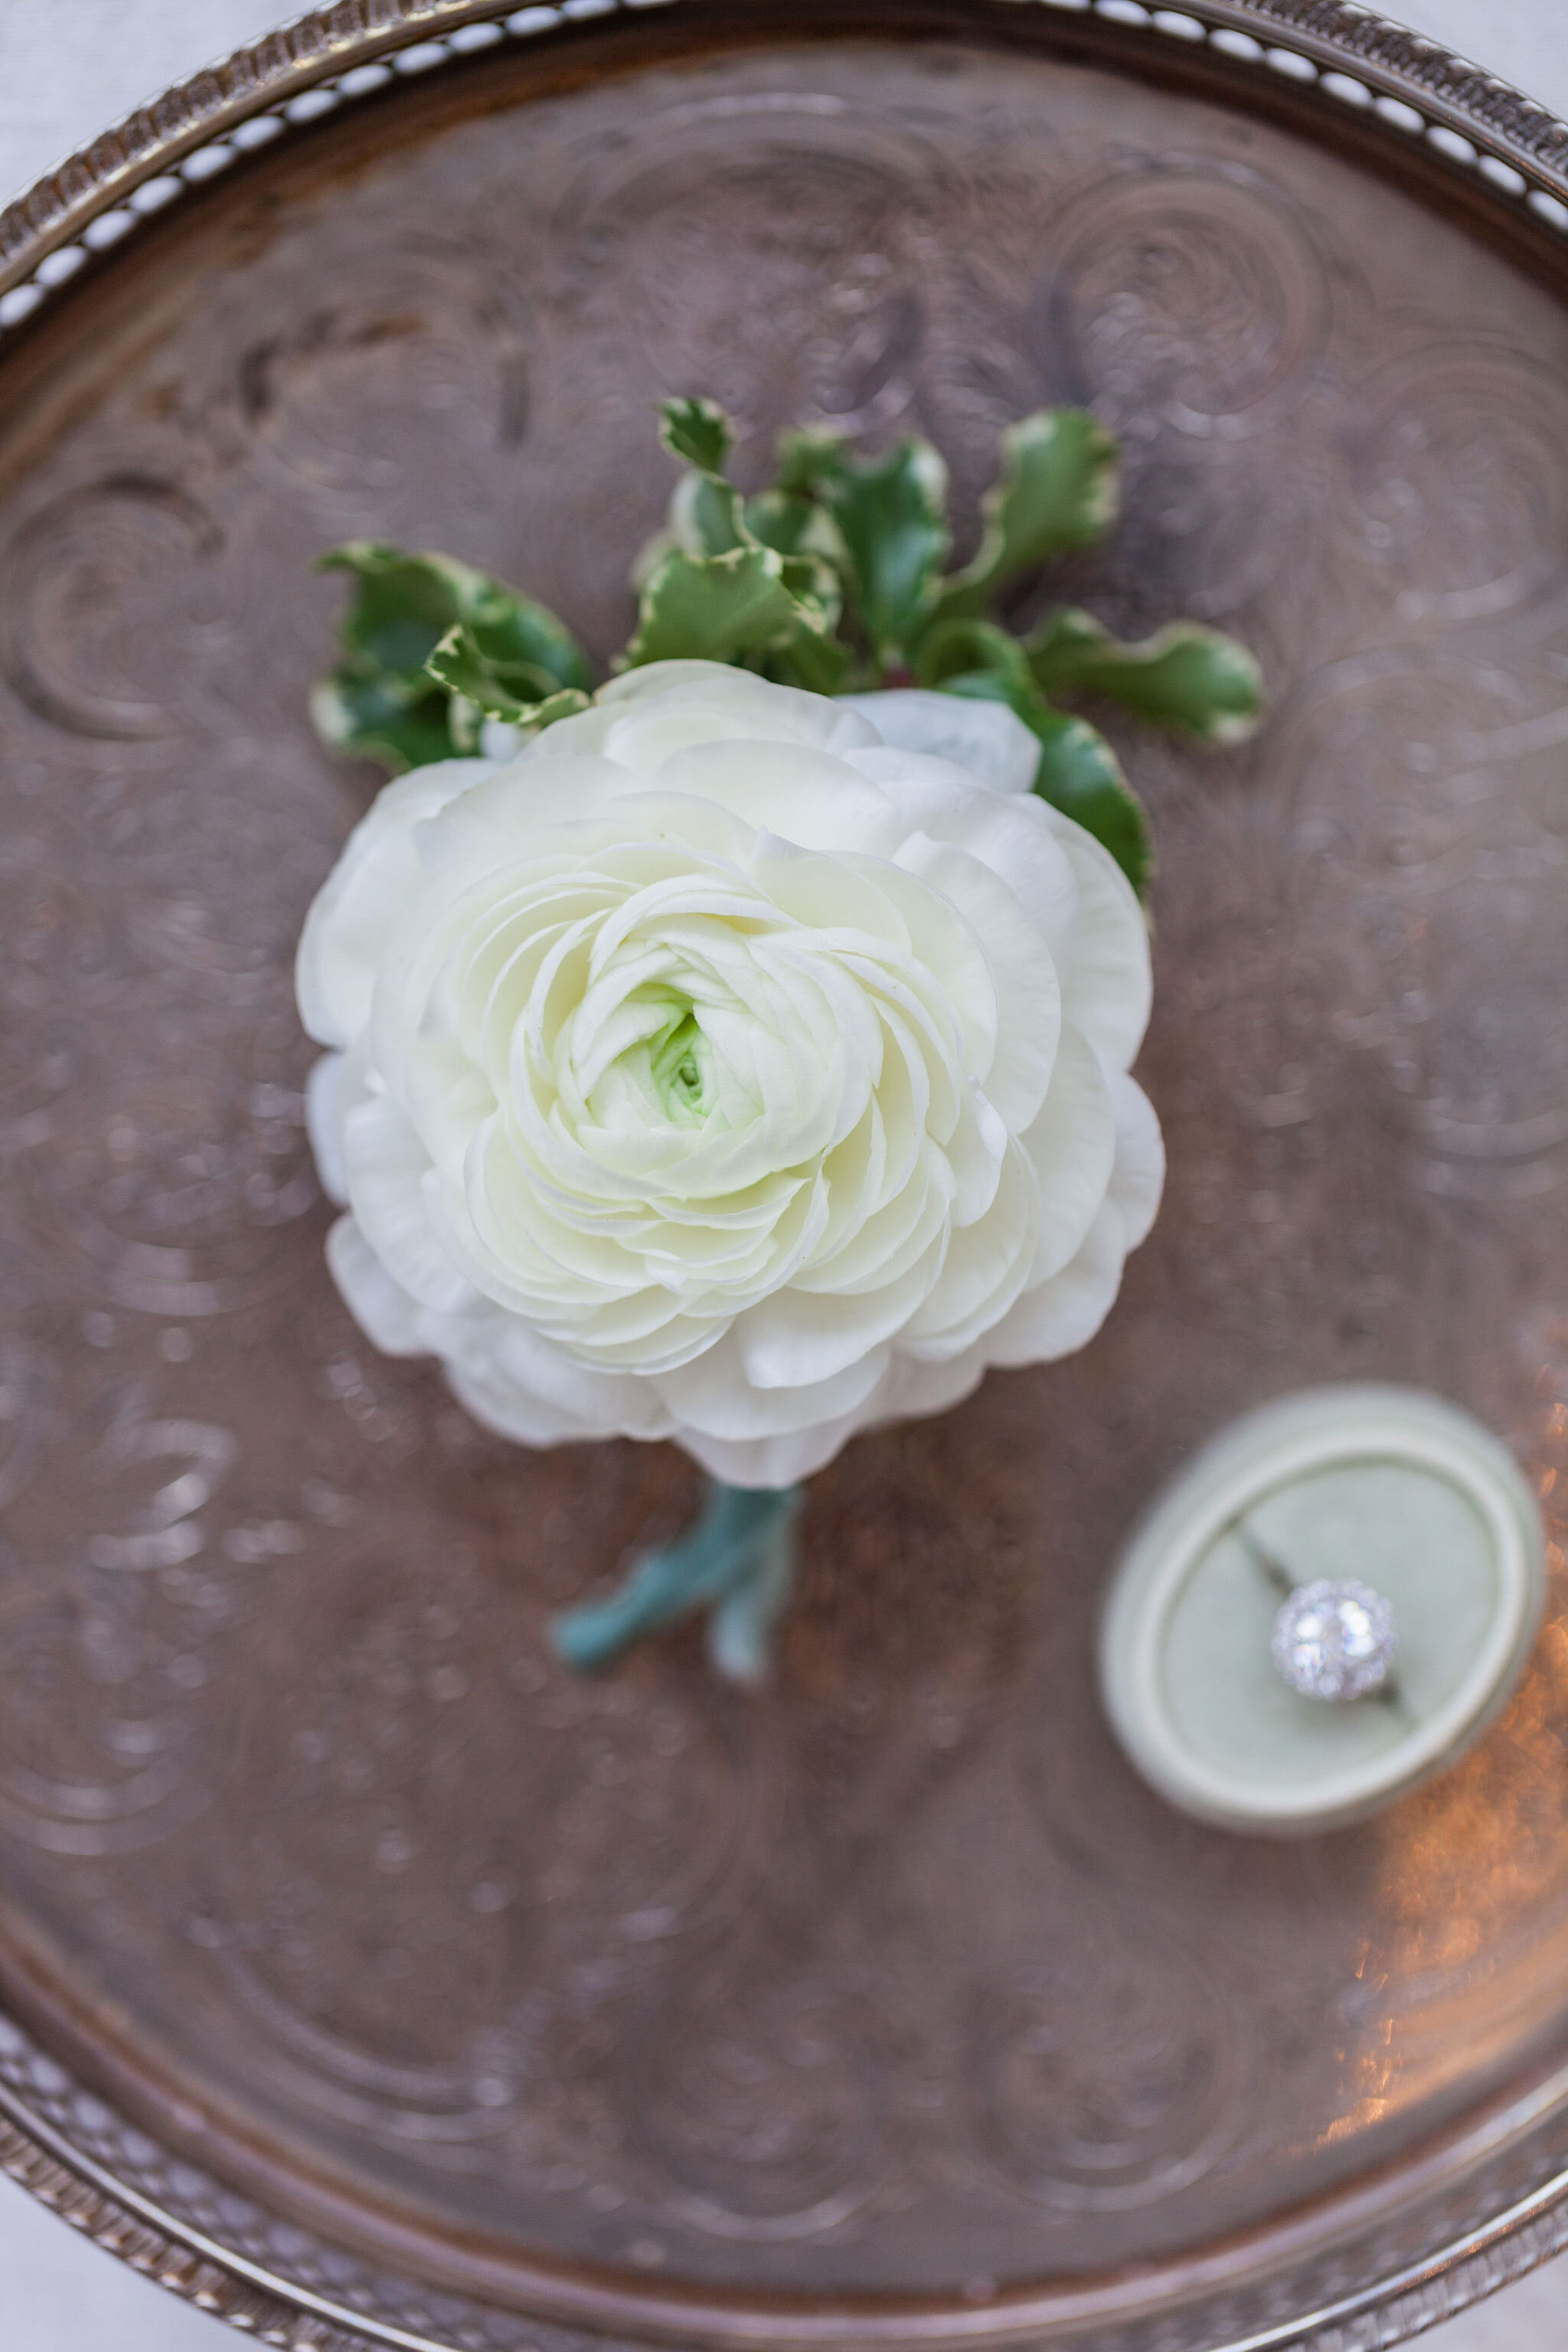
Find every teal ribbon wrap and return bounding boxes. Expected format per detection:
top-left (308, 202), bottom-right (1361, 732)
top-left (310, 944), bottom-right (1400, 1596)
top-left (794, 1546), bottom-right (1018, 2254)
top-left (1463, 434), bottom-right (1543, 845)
top-left (550, 1480), bottom-right (802, 1684)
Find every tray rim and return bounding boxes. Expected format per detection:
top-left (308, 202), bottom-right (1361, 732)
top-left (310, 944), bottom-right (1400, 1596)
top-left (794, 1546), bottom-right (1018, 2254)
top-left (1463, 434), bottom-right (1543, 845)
top-left (1, 0), bottom-right (1566, 324)
top-left (2, 4), bottom-right (1568, 2347)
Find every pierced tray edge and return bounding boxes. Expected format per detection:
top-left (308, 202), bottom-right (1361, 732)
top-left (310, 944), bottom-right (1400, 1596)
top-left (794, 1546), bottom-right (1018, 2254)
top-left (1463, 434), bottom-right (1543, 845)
top-left (0, 0), bottom-right (1566, 327)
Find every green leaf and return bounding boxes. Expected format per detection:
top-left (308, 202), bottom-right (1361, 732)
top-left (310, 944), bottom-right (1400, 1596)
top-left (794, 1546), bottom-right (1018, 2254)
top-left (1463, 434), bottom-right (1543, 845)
top-left (421, 616), bottom-right (587, 716)
top-left (463, 590), bottom-right (590, 696)
top-left (936, 410), bottom-right (1119, 621)
top-left (658, 396), bottom-right (733, 477)
top-left (1028, 708), bottom-right (1150, 895)
top-left (777, 552), bottom-right (842, 639)
top-left (635, 472), bottom-right (755, 590)
top-left (1027, 609), bottom-right (1264, 745)
top-left (426, 624), bottom-right (590, 727)
top-left (911, 619), bottom-right (1150, 890)
top-left (743, 488), bottom-right (841, 564)
top-left (814, 439), bottom-right (951, 663)
top-left (318, 545), bottom-right (590, 693)
top-left (773, 426), bottom-right (846, 497)
top-left (940, 669), bottom-right (1152, 896)
top-left (517, 685), bottom-right (595, 733)
top-left (758, 632), bottom-right (858, 696)
top-left (315, 542), bottom-right (591, 773)
top-left (625, 546), bottom-right (825, 668)
top-left (912, 616), bottom-right (1033, 694)
top-left (684, 473), bottom-right (749, 557)
top-left (318, 542), bottom-right (485, 675)
top-left (309, 671), bottom-right (455, 776)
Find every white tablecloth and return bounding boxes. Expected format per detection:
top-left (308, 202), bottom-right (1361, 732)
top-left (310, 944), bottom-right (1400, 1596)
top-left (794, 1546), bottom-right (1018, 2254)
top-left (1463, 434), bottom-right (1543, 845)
top-left (0, 4), bottom-right (1564, 2346)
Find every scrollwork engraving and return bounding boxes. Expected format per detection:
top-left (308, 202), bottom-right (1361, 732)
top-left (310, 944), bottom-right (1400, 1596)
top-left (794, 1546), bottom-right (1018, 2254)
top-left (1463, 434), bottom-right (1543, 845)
top-left (0, 478), bottom-right (221, 740)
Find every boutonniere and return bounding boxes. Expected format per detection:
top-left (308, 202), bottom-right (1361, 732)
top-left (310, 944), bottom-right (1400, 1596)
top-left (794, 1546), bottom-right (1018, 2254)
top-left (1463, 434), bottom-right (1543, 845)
top-left (299, 400), bottom-right (1261, 1679)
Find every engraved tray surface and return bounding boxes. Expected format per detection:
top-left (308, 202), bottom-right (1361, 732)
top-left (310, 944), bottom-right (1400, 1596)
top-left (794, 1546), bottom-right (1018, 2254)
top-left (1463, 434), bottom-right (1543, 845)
top-left (0, 6), bottom-right (1566, 2347)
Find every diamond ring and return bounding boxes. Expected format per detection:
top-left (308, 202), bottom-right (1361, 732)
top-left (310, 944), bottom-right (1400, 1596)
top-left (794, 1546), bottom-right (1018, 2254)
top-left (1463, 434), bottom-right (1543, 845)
top-left (1270, 1578), bottom-right (1397, 1703)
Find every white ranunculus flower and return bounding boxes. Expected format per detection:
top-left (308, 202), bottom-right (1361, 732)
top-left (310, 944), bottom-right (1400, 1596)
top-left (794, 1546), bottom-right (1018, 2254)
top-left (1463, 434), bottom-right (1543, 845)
top-left (297, 661), bottom-right (1161, 1487)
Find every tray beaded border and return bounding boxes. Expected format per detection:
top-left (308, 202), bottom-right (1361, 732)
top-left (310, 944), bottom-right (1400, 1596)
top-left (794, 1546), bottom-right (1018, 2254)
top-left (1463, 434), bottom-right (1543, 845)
top-left (8, 1994), bottom-right (1568, 2350)
top-left (1, 0), bottom-right (1567, 338)
top-left (1, 3), bottom-right (1567, 2347)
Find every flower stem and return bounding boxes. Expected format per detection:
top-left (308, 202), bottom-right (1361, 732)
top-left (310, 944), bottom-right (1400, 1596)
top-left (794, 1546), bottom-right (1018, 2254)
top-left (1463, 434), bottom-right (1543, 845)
top-left (550, 1480), bottom-right (802, 1684)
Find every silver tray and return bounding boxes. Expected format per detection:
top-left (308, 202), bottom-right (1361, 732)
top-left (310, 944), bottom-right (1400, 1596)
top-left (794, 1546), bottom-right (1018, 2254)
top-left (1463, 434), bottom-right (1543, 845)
top-left (1, 5), bottom-right (1567, 2348)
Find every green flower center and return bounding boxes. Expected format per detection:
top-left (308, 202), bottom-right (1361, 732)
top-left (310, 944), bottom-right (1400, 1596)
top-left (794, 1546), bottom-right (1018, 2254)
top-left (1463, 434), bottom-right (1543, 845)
top-left (647, 1008), bottom-right (715, 1124)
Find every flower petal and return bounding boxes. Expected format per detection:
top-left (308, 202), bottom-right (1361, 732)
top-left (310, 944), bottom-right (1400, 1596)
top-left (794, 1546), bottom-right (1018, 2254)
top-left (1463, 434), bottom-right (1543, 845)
top-left (326, 1214), bottom-right (428, 1356)
top-left (838, 688), bottom-right (1040, 794)
top-left (1034, 802), bottom-right (1152, 1071)
top-left (1018, 1022), bottom-right (1118, 1283)
top-left (296, 758), bottom-right (496, 1048)
top-left (656, 1328), bottom-right (890, 1440)
top-left (655, 739), bottom-right (903, 859)
top-left (889, 835), bottom-right (1060, 1133)
top-left (1106, 1068), bottom-right (1165, 1250)
top-left (901, 1136), bottom-right (1037, 1357)
top-left (733, 1230), bottom-right (946, 1389)
top-left (341, 1080), bottom-right (479, 1317)
top-left (842, 747), bottom-right (1080, 967)
top-left (295, 661), bottom-right (1166, 1486)
top-left (985, 1199), bottom-right (1129, 1367)
top-left (305, 1050), bottom-right (350, 1208)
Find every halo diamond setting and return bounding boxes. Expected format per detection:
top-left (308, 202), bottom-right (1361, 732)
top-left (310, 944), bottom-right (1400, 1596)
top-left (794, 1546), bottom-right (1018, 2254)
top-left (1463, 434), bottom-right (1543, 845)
top-left (1271, 1579), bottom-right (1396, 1704)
